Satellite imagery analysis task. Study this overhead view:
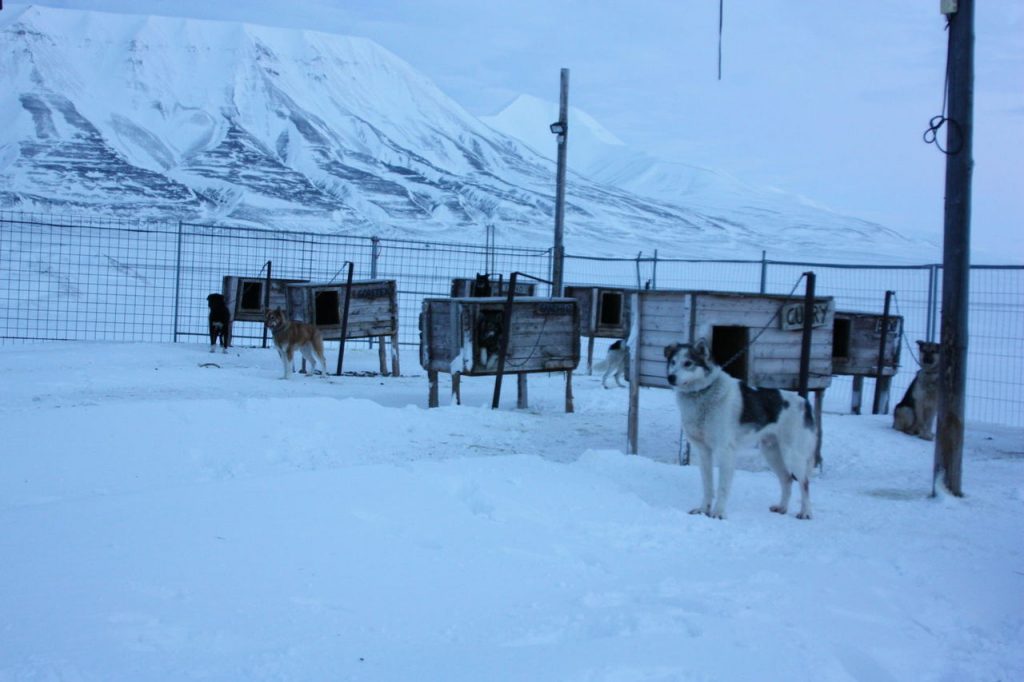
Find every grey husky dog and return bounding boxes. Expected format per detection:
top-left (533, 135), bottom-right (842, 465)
top-left (893, 340), bottom-right (941, 440)
top-left (665, 340), bottom-right (818, 520)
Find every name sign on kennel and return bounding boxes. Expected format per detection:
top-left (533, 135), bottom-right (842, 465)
top-left (779, 301), bottom-right (830, 331)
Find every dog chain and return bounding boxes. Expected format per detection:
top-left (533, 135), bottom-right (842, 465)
top-left (720, 273), bottom-right (808, 370)
top-left (890, 293), bottom-right (921, 367)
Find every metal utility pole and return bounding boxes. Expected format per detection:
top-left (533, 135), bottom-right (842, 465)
top-left (934, 0), bottom-right (973, 497)
top-left (549, 68), bottom-right (569, 297)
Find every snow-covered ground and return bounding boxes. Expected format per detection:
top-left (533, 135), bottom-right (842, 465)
top-left (1, 341), bottom-right (1021, 681)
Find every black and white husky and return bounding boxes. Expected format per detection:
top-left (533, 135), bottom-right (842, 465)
top-left (665, 340), bottom-right (818, 520)
top-left (597, 339), bottom-right (628, 388)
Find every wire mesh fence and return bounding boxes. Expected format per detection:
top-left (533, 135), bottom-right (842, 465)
top-left (2, 210), bottom-right (1022, 427)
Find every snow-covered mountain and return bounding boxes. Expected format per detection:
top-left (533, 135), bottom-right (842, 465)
top-left (482, 94), bottom-right (925, 257)
top-left (0, 5), bottom-right (926, 261)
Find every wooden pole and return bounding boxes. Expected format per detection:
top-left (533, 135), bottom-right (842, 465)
top-left (872, 290), bottom-right (895, 414)
top-left (428, 370), bottom-right (439, 408)
top-left (934, 0), bottom-right (974, 497)
top-left (798, 271), bottom-right (816, 398)
top-left (491, 272), bottom-right (519, 409)
top-left (551, 68), bottom-right (569, 298)
top-left (335, 262), bottom-right (354, 376)
top-left (626, 293), bottom-right (641, 454)
top-left (851, 376), bottom-right (864, 415)
top-left (261, 260), bottom-right (272, 349)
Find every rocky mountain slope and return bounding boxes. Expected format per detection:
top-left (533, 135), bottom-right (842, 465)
top-left (0, 5), bottom-right (923, 261)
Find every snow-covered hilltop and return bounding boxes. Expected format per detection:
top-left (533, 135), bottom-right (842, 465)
top-left (1, 5), bottom-right (928, 261)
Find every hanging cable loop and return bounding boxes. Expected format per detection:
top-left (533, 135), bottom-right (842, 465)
top-left (924, 18), bottom-right (964, 156)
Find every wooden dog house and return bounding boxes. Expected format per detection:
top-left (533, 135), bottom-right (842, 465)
top-left (564, 284), bottom-right (635, 373)
top-left (419, 296), bottom-right (580, 409)
top-left (450, 275), bottom-right (537, 298)
top-left (222, 275), bottom-right (307, 322)
top-left (285, 279), bottom-right (400, 376)
top-left (832, 310), bottom-right (903, 414)
top-left (626, 289), bottom-right (836, 456)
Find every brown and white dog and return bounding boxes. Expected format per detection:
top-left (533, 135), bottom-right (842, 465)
top-left (264, 307), bottom-right (329, 379)
top-left (893, 340), bottom-right (941, 440)
top-left (207, 293), bottom-right (232, 353)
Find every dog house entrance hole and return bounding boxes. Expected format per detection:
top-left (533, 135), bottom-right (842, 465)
top-left (832, 317), bottom-right (852, 359)
top-left (711, 326), bottom-right (748, 381)
top-left (240, 281), bottom-right (264, 312)
top-left (314, 290), bottom-right (341, 326)
top-left (599, 291), bottom-right (624, 327)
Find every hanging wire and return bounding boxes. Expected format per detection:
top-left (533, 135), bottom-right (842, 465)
top-left (717, 0), bottom-right (724, 80)
top-left (890, 292), bottom-right (921, 366)
top-left (327, 260), bottom-right (353, 284)
top-left (923, 17), bottom-right (964, 155)
top-left (720, 272), bottom-right (807, 370)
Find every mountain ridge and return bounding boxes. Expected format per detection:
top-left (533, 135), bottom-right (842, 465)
top-left (0, 5), bottom-right (929, 262)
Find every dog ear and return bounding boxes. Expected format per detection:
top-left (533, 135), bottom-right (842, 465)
top-left (693, 338), bottom-right (711, 359)
top-left (663, 343), bottom-right (681, 359)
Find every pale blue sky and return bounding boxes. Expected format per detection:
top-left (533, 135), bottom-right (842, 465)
top-left (10, 1), bottom-right (1024, 260)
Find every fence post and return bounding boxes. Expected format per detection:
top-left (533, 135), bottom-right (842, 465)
top-left (652, 249), bottom-right (658, 289)
top-left (926, 264), bottom-right (939, 342)
top-left (368, 236), bottom-right (381, 350)
top-left (172, 220), bottom-right (184, 343)
top-left (872, 290), bottom-right (895, 414)
top-left (370, 236), bottom-right (381, 279)
top-left (262, 260), bottom-right (272, 349)
top-left (760, 251), bottom-right (768, 293)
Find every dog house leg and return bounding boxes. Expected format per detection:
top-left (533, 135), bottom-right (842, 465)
top-left (851, 376), bottom-right (864, 414)
top-left (377, 335), bottom-right (388, 375)
top-left (517, 373), bottom-right (528, 409)
top-left (428, 371), bottom-right (439, 408)
top-left (814, 389), bottom-right (825, 469)
top-left (587, 336), bottom-right (595, 375)
top-left (873, 376), bottom-right (892, 415)
top-left (564, 370), bottom-right (574, 413)
top-left (452, 373), bottom-right (461, 405)
top-left (391, 331), bottom-right (401, 376)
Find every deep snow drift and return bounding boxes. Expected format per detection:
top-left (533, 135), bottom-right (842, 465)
top-left (1, 341), bottom-right (1021, 680)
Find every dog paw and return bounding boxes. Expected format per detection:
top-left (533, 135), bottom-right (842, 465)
top-left (796, 512), bottom-right (812, 520)
top-left (709, 512), bottom-right (726, 520)
top-left (688, 507), bottom-right (708, 516)
top-left (769, 505), bottom-right (788, 514)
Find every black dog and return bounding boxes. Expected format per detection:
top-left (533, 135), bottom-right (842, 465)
top-left (207, 293), bottom-right (232, 353)
top-left (471, 273), bottom-right (493, 297)
top-left (475, 309), bottom-right (504, 370)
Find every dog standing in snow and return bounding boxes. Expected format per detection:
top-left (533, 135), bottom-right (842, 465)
top-left (665, 340), bottom-right (818, 520)
top-left (597, 339), bottom-right (628, 388)
top-left (264, 307), bottom-right (329, 379)
top-left (207, 293), bottom-right (232, 353)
